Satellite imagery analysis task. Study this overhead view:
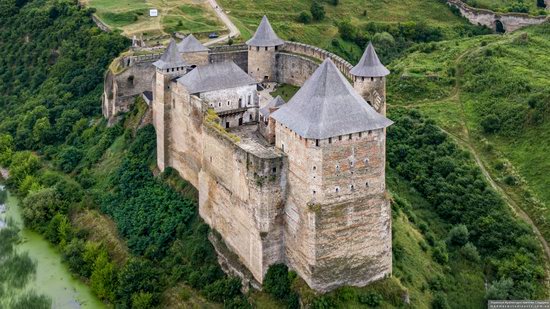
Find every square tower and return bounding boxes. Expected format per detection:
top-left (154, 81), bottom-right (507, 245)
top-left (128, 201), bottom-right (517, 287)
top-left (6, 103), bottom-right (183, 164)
top-left (271, 59), bottom-right (393, 292)
top-left (246, 16), bottom-right (285, 83)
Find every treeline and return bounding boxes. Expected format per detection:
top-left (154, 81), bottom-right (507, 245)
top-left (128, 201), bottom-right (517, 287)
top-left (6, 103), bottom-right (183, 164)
top-left (387, 109), bottom-right (546, 299)
top-left (334, 20), bottom-right (491, 64)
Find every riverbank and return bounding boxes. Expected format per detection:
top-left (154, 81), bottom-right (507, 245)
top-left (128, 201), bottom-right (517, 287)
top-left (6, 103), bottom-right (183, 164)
top-left (0, 186), bottom-right (104, 309)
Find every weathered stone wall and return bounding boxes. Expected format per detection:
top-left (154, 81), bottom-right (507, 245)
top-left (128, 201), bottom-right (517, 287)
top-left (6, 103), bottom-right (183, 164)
top-left (248, 45), bottom-right (279, 82)
top-left (102, 63), bottom-right (155, 118)
top-left (280, 41), bottom-right (354, 80)
top-left (182, 51), bottom-right (209, 67)
top-left (447, 0), bottom-right (549, 32)
top-left (275, 123), bottom-right (391, 291)
top-left (353, 76), bottom-right (387, 115)
top-left (209, 44), bottom-right (248, 72)
top-left (275, 53), bottom-right (319, 86)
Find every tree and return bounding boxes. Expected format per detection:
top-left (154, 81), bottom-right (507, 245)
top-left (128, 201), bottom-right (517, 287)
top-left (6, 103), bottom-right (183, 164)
top-left (310, 1), bottom-right (325, 21)
top-left (432, 293), bottom-right (450, 309)
top-left (481, 114), bottom-right (501, 133)
top-left (21, 188), bottom-right (66, 230)
top-left (447, 224), bottom-right (469, 246)
top-left (90, 251), bottom-right (118, 302)
top-left (298, 11), bottom-right (312, 24)
top-left (486, 278), bottom-right (514, 300)
top-left (329, 0), bottom-right (339, 5)
top-left (0, 134), bottom-right (14, 166)
top-left (203, 277), bottom-right (241, 302)
top-left (32, 117), bottom-right (52, 146)
top-left (338, 20), bottom-right (356, 41)
top-left (537, 0), bottom-right (546, 8)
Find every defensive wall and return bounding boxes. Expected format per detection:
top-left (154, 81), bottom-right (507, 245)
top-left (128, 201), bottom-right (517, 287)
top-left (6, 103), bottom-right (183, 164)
top-left (447, 0), bottom-right (549, 32)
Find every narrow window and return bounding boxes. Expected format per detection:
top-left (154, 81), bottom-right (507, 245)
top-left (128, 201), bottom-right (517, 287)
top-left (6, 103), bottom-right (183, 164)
top-left (371, 77), bottom-right (374, 81)
top-left (336, 165), bottom-right (340, 172)
top-left (281, 144), bottom-right (285, 152)
top-left (218, 102), bottom-right (221, 107)
top-left (256, 47), bottom-right (259, 51)
top-left (272, 167), bottom-right (277, 173)
top-left (364, 158), bottom-right (369, 165)
top-left (359, 132), bottom-right (363, 138)
top-left (315, 139), bottom-right (319, 147)
top-left (313, 190), bottom-right (316, 194)
top-left (361, 77), bottom-right (364, 81)
top-left (338, 136), bottom-right (342, 141)
top-left (349, 134), bottom-right (352, 140)
top-left (227, 101), bottom-right (230, 106)
top-left (350, 185), bottom-right (355, 191)
top-left (328, 137), bottom-right (332, 144)
top-left (313, 166), bottom-right (317, 171)
top-left (368, 130), bottom-right (372, 135)
top-left (335, 187), bottom-right (340, 193)
top-left (365, 182), bottom-right (369, 187)
top-left (350, 161), bottom-right (354, 167)
top-left (265, 47), bottom-right (268, 51)
top-left (225, 122), bottom-right (230, 129)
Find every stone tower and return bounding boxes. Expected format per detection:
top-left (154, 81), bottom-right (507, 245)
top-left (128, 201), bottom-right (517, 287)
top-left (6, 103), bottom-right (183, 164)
top-left (152, 39), bottom-right (189, 171)
top-left (177, 34), bottom-right (209, 67)
top-left (246, 16), bottom-right (284, 82)
top-left (350, 42), bottom-right (390, 116)
top-left (271, 59), bottom-right (393, 292)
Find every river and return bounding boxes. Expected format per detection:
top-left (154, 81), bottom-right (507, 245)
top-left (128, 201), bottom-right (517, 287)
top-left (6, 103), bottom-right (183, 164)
top-left (0, 186), bottom-right (105, 309)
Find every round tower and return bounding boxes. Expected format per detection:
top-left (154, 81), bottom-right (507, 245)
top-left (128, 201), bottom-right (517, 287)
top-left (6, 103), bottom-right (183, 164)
top-left (152, 39), bottom-right (189, 171)
top-left (246, 16), bottom-right (284, 83)
top-left (350, 42), bottom-right (390, 116)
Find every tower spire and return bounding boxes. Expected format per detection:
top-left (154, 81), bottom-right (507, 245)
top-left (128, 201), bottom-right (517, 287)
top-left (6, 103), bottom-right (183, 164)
top-left (153, 38), bottom-right (188, 70)
top-left (350, 42), bottom-right (389, 77)
top-left (246, 15), bottom-right (284, 47)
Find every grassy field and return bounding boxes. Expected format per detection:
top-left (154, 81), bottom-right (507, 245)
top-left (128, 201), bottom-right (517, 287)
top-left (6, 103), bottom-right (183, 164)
top-left (218, 0), bottom-right (470, 59)
top-left (387, 24), bottom-right (550, 243)
top-left (463, 0), bottom-right (545, 14)
top-left (86, 0), bottom-right (225, 40)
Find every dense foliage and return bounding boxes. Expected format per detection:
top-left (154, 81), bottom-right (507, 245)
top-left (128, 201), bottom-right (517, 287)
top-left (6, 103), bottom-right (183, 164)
top-left (388, 109), bottom-right (546, 299)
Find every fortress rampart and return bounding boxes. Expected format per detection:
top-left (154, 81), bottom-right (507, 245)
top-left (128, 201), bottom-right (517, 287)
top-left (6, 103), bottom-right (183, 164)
top-left (447, 0), bottom-right (549, 32)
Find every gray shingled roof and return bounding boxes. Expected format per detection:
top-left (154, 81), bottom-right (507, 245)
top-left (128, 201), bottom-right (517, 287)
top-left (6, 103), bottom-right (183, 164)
top-left (177, 61), bottom-right (256, 94)
top-left (178, 34), bottom-right (209, 53)
top-left (350, 42), bottom-right (390, 77)
top-left (246, 16), bottom-right (284, 47)
top-left (271, 59), bottom-right (392, 139)
top-left (153, 39), bottom-right (189, 70)
top-left (259, 96), bottom-right (285, 117)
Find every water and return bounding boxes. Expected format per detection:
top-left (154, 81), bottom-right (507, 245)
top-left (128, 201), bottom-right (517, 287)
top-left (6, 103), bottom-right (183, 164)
top-left (0, 187), bottom-right (105, 309)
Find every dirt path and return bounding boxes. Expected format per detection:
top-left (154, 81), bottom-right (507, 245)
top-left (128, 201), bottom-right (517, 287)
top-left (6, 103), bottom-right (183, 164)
top-left (204, 0), bottom-right (240, 46)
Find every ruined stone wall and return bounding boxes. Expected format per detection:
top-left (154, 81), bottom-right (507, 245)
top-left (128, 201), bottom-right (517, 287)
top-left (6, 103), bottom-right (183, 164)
top-left (447, 0), bottom-right (548, 32)
top-left (275, 53), bottom-right (319, 87)
top-left (209, 44), bottom-right (248, 72)
top-left (248, 45), bottom-right (279, 82)
top-left (102, 63), bottom-right (155, 118)
top-left (280, 42), bottom-right (354, 80)
top-left (353, 76), bottom-right (387, 115)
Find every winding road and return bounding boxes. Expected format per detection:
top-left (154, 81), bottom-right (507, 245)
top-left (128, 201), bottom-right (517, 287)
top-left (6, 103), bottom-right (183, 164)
top-left (204, 0), bottom-right (241, 46)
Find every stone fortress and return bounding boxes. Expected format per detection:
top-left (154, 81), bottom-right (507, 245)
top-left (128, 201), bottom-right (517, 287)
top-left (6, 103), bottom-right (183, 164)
top-left (103, 16), bottom-right (394, 292)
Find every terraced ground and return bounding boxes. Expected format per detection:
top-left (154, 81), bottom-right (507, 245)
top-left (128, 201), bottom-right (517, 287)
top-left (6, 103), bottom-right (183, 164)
top-left (85, 0), bottom-right (225, 40)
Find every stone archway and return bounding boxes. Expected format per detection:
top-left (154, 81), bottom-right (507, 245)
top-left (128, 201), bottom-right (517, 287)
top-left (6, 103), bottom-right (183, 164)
top-left (495, 19), bottom-right (505, 33)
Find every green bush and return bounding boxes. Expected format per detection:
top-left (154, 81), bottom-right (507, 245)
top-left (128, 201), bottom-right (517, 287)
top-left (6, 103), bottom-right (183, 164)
top-left (432, 293), bottom-right (450, 309)
top-left (461, 242), bottom-right (481, 263)
top-left (358, 291), bottom-right (383, 306)
top-left (447, 224), bottom-right (469, 246)
top-left (297, 11), bottom-right (312, 23)
top-left (481, 114), bottom-right (501, 133)
top-left (263, 264), bottom-right (291, 299)
top-left (203, 277), bottom-right (241, 302)
top-left (310, 1), bottom-right (325, 21)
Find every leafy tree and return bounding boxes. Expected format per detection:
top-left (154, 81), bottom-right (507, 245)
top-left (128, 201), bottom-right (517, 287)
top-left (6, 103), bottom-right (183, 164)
top-left (310, 1), bottom-right (325, 21)
top-left (537, 0), bottom-right (546, 8)
top-left (432, 293), bottom-right (450, 309)
top-left (0, 134), bottom-right (14, 166)
top-left (447, 224), bottom-right (469, 246)
top-left (486, 278), bottom-right (514, 300)
top-left (460, 243), bottom-right (481, 263)
top-left (117, 259), bottom-right (160, 308)
top-left (21, 187), bottom-right (66, 230)
top-left (55, 146), bottom-right (83, 173)
top-left (91, 251), bottom-right (118, 302)
top-left (298, 11), bottom-right (312, 24)
top-left (481, 114), bottom-right (501, 133)
top-left (203, 277), bottom-right (241, 303)
top-left (338, 20), bottom-right (356, 41)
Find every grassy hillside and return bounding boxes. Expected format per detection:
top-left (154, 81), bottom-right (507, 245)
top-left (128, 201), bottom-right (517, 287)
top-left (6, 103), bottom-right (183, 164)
top-left (86, 0), bottom-right (225, 40)
top-left (388, 24), bottom-right (550, 248)
top-left (462, 0), bottom-right (546, 15)
top-left (219, 0), bottom-right (476, 61)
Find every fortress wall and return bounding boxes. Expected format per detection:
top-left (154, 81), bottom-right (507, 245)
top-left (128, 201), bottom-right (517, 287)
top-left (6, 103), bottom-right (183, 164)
top-left (209, 44), bottom-right (248, 72)
top-left (446, 0), bottom-right (548, 32)
top-left (182, 51), bottom-right (209, 67)
top-left (275, 53), bottom-right (319, 87)
top-left (280, 42), bottom-right (354, 80)
top-left (168, 91), bottom-right (205, 188)
top-left (198, 124), bottom-right (286, 282)
top-left (102, 63), bottom-right (155, 118)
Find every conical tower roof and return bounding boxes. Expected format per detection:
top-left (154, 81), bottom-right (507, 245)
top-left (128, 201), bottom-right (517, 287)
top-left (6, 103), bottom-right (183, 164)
top-left (246, 16), bottom-right (284, 47)
top-left (153, 39), bottom-right (188, 70)
top-left (350, 42), bottom-right (390, 77)
top-left (271, 59), bottom-right (392, 139)
top-left (260, 95), bottom-right (285, 117)
top-left (178, 34), bottom-right (209, 53)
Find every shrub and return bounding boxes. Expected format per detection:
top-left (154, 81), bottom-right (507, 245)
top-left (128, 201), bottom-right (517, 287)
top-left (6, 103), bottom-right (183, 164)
top-left (432, 242), bottom-right (449, 264)
top-left (537, 0), bottom-right (546, 8)
top-left (310, 1), bottom-right (325, 21)
top-left (203, 277), bottom-right (241, 302)
top-left (358, 291), bottom-right (383, 306)
top-left (481, 114), bottom-right (501, 133)
top-left (486, 278), bottom-right (513, 300)
top-left (263, 264), bottom-right (291, 299)
top-left (461, 243), bottom-right (481, 263)
top-left (297, 11), bottom-right (312, 23)
top-left (21, 188), bottom-right (66, 231)
top-left (504, 175), bottom-right (518, 186)
top-left (432, 293), bottom-right (450, 309)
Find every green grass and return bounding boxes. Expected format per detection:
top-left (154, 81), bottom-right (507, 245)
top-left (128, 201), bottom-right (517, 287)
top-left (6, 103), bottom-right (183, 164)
top-left (219, 0), bottom-right (469, 51)
top-left (463, 0), bottom-right (544, 14)
top-left (270, 84), bottom-right (300, 102)
top-left (87, 0), bottom-right (225, 39)
top-left (387, 24), bottom-right (550, 243)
